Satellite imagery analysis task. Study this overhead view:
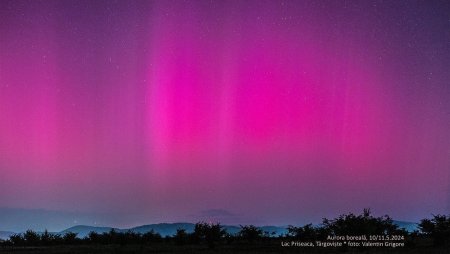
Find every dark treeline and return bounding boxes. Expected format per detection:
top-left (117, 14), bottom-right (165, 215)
top-left (1, 209), bottom-right (449, 248)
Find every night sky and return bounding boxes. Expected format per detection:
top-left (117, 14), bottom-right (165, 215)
top-left (1, 0), bottom-right (450, 230)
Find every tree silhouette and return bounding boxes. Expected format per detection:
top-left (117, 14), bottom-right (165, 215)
top-left (141, 230), bottom-right (162, 243)
top-left (87, 231), bottom-right (101, 244)
top-left (238, 225), bottom-right (263, 243)
top-left (1, 211), bottom-right (448, 250)
top-left (174, 229), bottom-right (188, 245)
top-left (40, 230), bottom-right (56, 245)
top-left (193, 222), bottom-right (226, 248)
top-left (120, 230), bottom-right (141, 245)
top-left (9, 234), bottom-right (25, 246)
top-left (287, 223), bottom-right (324, 240)
top-left (105, 229), bottom-right (119, 244)
top-left (419, 214), bottom-right (450, 246)
top-left (23, 230), bottom-right (40, 246)
top-left (63, 232), bottom-right (78, 245)
top-left (322, 208), bottom-right (402, 236)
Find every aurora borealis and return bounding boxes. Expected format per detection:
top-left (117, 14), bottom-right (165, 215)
top-left (0, 0), bottom-right (449, 230)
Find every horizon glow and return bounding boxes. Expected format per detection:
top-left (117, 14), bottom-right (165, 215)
top-left (0, 0), bottom-right (449, 230)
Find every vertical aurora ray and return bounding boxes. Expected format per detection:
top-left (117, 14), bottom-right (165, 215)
top-left (0, 0), bottom-right (449, 227)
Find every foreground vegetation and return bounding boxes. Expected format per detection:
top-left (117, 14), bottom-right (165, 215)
top-left (0, 209), bottom-right (449, 253)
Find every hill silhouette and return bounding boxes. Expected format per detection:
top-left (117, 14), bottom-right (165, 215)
top-left (1, 220), bottom-right (417, 239)
top-left (1, 211), bottom-right (447, 253)
top-left (60, 226), bottom-right (119, 238)
top-left (59, 223), bottom-right (260, 238)
top-left (55, 220), bottom-right (414, 238)
top-left (0, 231), bottom-right (14, 240)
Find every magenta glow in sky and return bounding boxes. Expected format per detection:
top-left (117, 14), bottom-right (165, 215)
top-left (1, 0), bottom-right (449, 229)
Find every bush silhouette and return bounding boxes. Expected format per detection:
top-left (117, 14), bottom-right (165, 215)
top-left (23, 230), bottom-right (40, 246)
top-left (62, 232), bottom-right (78, 244)
top-left (1, 211), bottom-right (447, 249)
top-left (193, 222), bottom-right (226, 248)
top-left (174, 229), bottom-right (188, 245)
top-left (9, 233), bottom-right (25, 246)
top-left (419, 214), bottom-right (450, 246)
top-left (120, 230), bottom-right (142, 245)
top-left (238, 225), bottom-right (264, 243)
top-left (141, 230), bottom-right (162, 243)
top-left (87, 231), bottom-right (101, 244)
top-left (40, 230), bottom-right (60, 245)
top-left (287, 223), bottom-right (325, 240)
top-left (322, 208), bottom-right (402, 236)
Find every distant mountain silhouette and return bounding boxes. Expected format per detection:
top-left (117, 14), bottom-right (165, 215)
top-left (260, 226), bottom-right (289, 236)
top-left (61, 225), bottom-right (119, 238)
top-left (393, 220), bottom-right (418, 232)
top-left (58, 223), bottom-right (287, 238)
top-left (0, 220), bottom-right (418, 239)
top-left (0, 231), bottom-right (14, 240)
top-left (0, 207), bottom-right (96, 233)
top-left (59, 221), bottom-right (416, 238)
top-left (130, 223), bottom-right (194, 236)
